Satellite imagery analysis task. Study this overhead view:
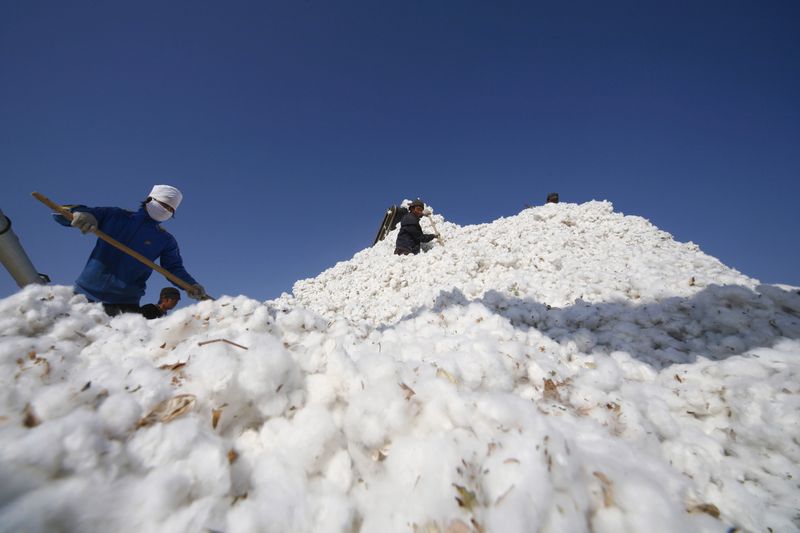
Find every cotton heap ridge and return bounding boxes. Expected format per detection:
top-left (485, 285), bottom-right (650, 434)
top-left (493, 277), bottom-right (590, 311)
top-left (1, 200), bottom-right (798, 533)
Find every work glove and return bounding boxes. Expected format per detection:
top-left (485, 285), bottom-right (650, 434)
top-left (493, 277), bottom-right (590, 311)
top-left (186, 284), bottom-right (207, 301)
top-left (71, 212), bottom-right (98, 234)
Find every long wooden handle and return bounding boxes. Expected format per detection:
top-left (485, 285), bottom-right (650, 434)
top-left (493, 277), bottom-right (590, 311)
top-left (32, 191), bottom-right (212, 299)
top-left (426, 214), bottom-right (445, 246)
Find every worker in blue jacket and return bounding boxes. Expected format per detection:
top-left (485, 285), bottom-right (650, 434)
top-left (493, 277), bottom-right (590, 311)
top-left (55, 185), bottom-right (206, 316)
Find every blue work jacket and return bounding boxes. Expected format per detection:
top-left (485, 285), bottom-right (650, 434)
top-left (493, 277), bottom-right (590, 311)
top-left (55, 206), bottom-right (197, 304)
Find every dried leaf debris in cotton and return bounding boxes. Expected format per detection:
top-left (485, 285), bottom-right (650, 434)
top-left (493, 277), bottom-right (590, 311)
top-left (1, 201), bottom-right (799, 533)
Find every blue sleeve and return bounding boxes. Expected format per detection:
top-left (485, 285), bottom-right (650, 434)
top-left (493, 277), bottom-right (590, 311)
top-left (159, 237), bottom-right (198, 288)
top-left (53, 205), bottom-right (117, 227)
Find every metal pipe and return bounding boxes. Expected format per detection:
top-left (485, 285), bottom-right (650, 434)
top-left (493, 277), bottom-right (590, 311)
top-left (0, 208), bottom-right (45, 287)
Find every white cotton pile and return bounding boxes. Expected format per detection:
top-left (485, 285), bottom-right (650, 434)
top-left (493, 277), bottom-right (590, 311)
top-left (290, 202), bottom-right (755, 326)
top-left (0, 201), bottom-right (798, 533)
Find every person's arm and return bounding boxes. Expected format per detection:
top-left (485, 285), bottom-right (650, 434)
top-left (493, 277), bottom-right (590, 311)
top-left (53, 206), bottom-right (114, 228)
top-left (403, 216), bottom-right (436, 243)
top-left (159, 237), bottom-right (207, 300)
top-left (159, 238), bottom-right (198, 287)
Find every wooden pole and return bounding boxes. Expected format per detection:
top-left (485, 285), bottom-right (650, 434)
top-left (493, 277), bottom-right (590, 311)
top-left (32, 191), bottom-right (212, 300)
top-left (426, 214), bottom-right (445, 246)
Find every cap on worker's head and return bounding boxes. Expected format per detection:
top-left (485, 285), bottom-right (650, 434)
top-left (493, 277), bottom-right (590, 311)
top-left (160, 287), bottom-right (180, 300)
top-left (148, 185), bottom-right (183, 211)
top-left (409, 199), bottom-right (425, 209)
top-left (546, 192), bottom-right (559, 203)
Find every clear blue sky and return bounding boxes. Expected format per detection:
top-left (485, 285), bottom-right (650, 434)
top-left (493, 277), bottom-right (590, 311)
top-left (2, 0), bottom-right (798, 308)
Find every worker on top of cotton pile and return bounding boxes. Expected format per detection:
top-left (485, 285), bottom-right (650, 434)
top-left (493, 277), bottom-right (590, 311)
top-left (53, 185), bottom-right (207, 316)
top-left (394, 199), bottom-right (439, 256)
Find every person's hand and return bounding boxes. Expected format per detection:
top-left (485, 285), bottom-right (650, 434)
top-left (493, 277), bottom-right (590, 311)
top-left (186, 284), bottom-right (207, 301)
top-left (70, 212), bottom-right (98, 234)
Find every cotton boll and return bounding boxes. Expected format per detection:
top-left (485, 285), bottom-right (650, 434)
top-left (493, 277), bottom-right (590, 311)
top-left (453, 351), bottom-right (487, 389)
top-left (151, 497), bottom-right (225, 533)
top-left (182, 438), bottom-right (232, 497)
top-left (260, 406), bottom-right (339, 475)
top-left (322, 449), bottom-right (353, 492)
top-left (719, 335), bottom-right (746, 353)
top-left (642, 396), bottom-right (680, 440)
top-left (0, 477), bottom-right (93, 533)
top-left (611, 351), bottom-right (657, 381)
top-left (684, 513), bottom-right (738, 533)
top-left (480, 430), bottom-right (553, 516)
top-left (526, 361), bottom-right (551, 385)
top-left (238, 454), bottom-right (311, 531)
top-left (613, 399), bottom-right (650, 441)
top-left (1, 424), bottom-right (64, 478)
top-left (570, 327), bottom-right (597, 353)
top-left (293, 332), bottom-right (330, 374)
top-left (9, 409), bottom-right (109, 487)
top-left (306, 373), bottom-right (338, 406)
top-left (127, 417), bottom-right (204, 469)
top-left (0, 338), bottom-right (31, 376)
top-left (543, 432), bottom-right (581, 492)
top-left (98, 392), bottom-right (142, 437)
top-left (225, 500), bottom-right (264, 533)
top-left (540, 491), bottom-right (588, 532)
top-left (0, 446), bottom-right (51, 508)
top-left (711, 356), bottom-right (769, 380)
top-left (356, 433), bottom-right (464, 531)
top-left (612, 473), bottom-right (693, 532)
top-left (237, 335), bottom-right (299, 416)
top-left (49, 314), bottom-right (102, 341)
top-left (226, 493), bottom-right (310, 533)
top-left (30, 383), bottom-right (75, 421)
top-left (482, 480), bottom-right (549, 533)
top-left (661, 439), bottom-right (720, 491)
top-left (60, 411), bottom-right (107, 473)
top-left (496, 252), bottom-right (519, 267)
top-left (243, 304), bottom-right (274, 333)
top-left (590, 505), bottom-right (627, 533)
top-left (323, 347), bottom-right (361, 395)
top-left (187, 343), bottom-right (240, 397)
top-left (480, 359), bottom-right (515, 392)
top-left (411, 380), bottom-right (460, 433)
top-left (313, 496), bottom-right (355, 533)
top-left (463, 281), bottom-right (481, 297)
top-left (276, 308), bottom-right (324, 333)
top-left (356, 353), bottom-right (398, 383)
top-left (568, 384), bottom-right (607, 414)
top-left (574, 355), bottom-right (621, 392)
top-left (123, 467), bottom-right (194, 524)
top-left (343, 386), bottom-right (407, 448)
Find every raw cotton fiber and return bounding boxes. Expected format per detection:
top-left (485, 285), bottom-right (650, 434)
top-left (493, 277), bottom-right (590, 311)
top-left (1, 201), bottom-right (798, 532)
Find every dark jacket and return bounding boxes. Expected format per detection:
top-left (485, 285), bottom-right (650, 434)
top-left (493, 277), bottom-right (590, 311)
top-left (55, 206), bottom-right (197, 305)
top-left (140, 303), bottom-right (165, 320)
top-left (395, 212), bottom-right (436, 254)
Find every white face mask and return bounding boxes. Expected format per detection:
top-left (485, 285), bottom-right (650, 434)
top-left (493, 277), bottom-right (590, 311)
top-left (145, 200), bottom-right (173, 222)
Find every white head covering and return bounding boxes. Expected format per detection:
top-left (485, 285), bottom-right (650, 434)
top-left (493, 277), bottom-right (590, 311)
top-left (148, 185), bottom-right (183, 211)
